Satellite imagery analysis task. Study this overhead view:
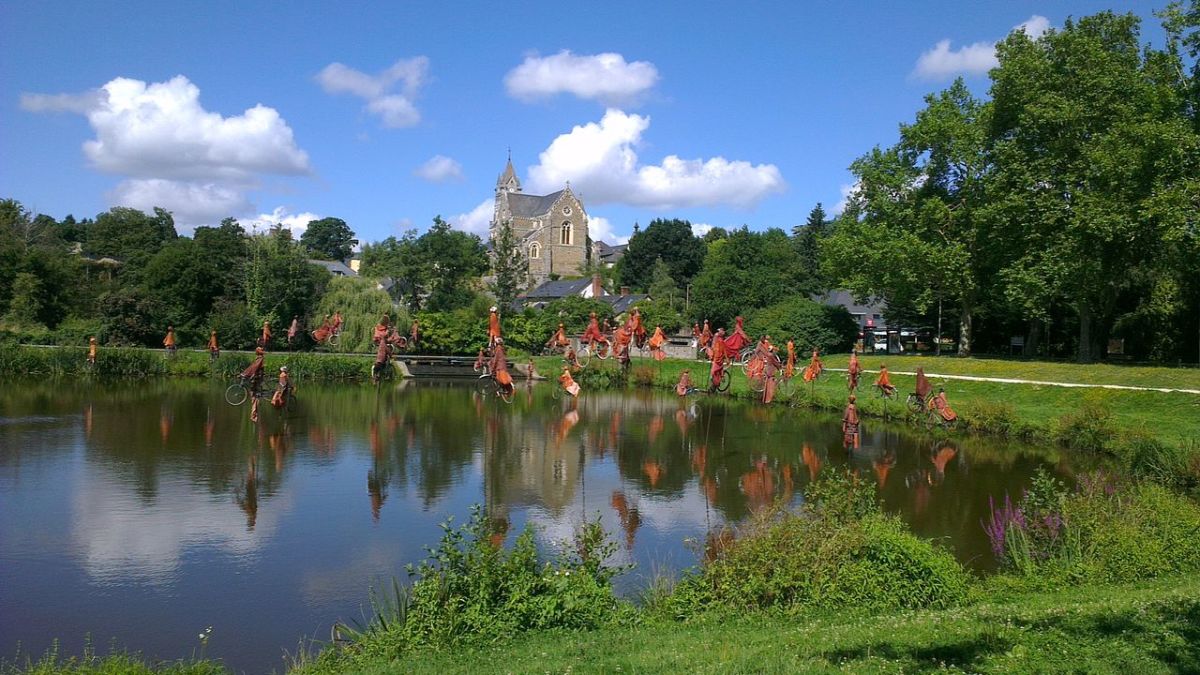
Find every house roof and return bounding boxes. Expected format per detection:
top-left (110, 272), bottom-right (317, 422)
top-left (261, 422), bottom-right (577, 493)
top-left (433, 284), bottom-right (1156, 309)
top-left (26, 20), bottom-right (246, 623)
top-left (508, 191), bottom-right (565, 218)
top-left (600, 294), bottom-right (648, 314)
top-left (523, 278), bottom-right (593, 299)
top-left (813, 289), bottom-right (886, 316)
top-left (309, 259), bottom-right (357, 277)
top-left (595, 241), bottom-right (627, 264)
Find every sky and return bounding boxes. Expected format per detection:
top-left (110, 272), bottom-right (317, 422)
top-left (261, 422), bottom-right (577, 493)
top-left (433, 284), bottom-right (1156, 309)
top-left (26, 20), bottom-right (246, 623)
top-left (0, 0), bottom-right (1168, 246)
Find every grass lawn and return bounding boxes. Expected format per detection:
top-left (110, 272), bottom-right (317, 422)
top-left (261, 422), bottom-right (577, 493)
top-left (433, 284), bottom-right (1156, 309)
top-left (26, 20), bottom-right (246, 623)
top-left (533, 354), bottom-right (1200, 447)
top-left (343, 575), bottom-right (1200, 674)
top-left (820, 353), bottom-right (1200, 390)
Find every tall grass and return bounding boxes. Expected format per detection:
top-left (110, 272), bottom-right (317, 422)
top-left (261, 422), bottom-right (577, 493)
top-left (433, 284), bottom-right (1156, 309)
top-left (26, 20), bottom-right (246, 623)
top-left (0, 346), bottom-right (376, 381)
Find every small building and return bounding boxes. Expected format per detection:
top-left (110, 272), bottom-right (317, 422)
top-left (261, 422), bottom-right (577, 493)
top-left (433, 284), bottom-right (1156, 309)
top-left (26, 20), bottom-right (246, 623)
top-left (594, 241), bottom-right (627, 268)
top-left (309, 259), bottom-right (358, 278)
top-left (514, 275), bottom-right (649, 317)
top-left (813, 289), bottom-right (887, 331)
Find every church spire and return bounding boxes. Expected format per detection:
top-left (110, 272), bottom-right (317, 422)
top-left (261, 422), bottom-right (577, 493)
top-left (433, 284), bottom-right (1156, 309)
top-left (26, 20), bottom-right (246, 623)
top-left (497, 151), bottom-right (520, 191)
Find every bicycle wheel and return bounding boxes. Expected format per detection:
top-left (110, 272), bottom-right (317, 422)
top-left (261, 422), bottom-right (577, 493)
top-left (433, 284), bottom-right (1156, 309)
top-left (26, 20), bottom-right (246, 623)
top-left (596, 342), bottom-right (610, 360)
top-left (577, 346), bottom-right (592, 368)
top-left (715, 370), bottom-right (731, 393)
top-left (328, 331), bottom-right (340, 348)
top-left (496, 385), bottom-right (514, 404)
top-left (906, 394), bottom-right (924, 413)
top-left (551, 381), bottom-right (562, 399)
top-left (748, 374), bottom-right (766, 393)
top-left (225, 382), bottom-right (248, 406)
top-left (778, 376), bottom-right (795, 397)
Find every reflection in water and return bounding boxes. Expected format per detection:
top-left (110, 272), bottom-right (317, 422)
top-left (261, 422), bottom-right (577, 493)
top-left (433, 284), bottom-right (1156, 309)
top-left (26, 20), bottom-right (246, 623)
top-left (0, 379), bottom-right (1104, 673)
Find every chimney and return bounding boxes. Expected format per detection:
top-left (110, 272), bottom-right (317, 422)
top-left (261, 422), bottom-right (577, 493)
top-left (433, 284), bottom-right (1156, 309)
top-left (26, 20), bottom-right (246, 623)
top-left (591, 274), bottom-right (603, 297)
top-left (620, 286), bottom-right (630, 297)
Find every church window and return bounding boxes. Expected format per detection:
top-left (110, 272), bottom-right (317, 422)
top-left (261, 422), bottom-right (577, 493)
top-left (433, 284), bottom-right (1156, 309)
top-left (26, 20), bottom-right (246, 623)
top-left (560, 221), bottom-right (573, 246)
top-left (528, 242), bottom-right (541, 259)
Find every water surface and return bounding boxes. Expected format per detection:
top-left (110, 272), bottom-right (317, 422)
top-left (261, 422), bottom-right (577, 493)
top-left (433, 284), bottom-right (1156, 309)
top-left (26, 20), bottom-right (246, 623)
top-left (0, 379), bottom-right (1097, 673)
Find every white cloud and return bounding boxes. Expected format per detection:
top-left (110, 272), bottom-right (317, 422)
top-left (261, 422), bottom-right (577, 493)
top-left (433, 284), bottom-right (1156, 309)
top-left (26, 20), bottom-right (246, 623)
top-left (414, 154), bottom-right (464, 183)
top-left (505, 50), bottom-right (659, 106)
top-left (316, 57), bottom-right (429, 128)
top-left (587, 215), bottom-right (629, 245)
top-left (912, 15), bottom-right (1050, 80)
top-left (1016, 15), bottom-right (1051, 39)
top-left (109, 179), bottom-right (252, 227)
top-left (690, 222), bottom-right (714, 237)
top-left (19, 90), bottom-right (102, 114)
top-left (21, 75), bottom-right (311, 228)
top-left (448, 199), bottom-right (493, 236)
top-left (528, 109), bottom-right (784, 210)
top-left (833, 182), bottom-right (860, 215)
top-left (241, 206), bottom-right (323, 237)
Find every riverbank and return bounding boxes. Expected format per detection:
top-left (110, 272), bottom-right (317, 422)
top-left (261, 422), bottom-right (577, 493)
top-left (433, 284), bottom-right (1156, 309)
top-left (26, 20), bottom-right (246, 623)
top-left (537, 352), bottom-right (1198, 455)
top-left (347, 575), bottom-right (1200, 674)
top-left (0, 345), bottom-right (376, 381)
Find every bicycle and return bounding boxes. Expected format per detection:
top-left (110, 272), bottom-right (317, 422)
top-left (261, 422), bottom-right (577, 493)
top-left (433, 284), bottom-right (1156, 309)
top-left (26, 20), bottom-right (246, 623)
top-left (709, 368), bottom-right (731, 393)
top-left (923, 408), bottom-right (958, 431)
top-left (907, 391), bottom-right (934, 414)
top-left (873, 383), bottom-right (897, 400)
top-left (577, 340), bottom-right (610, 368)
top-left (225, 377), bottom-right (296, 412)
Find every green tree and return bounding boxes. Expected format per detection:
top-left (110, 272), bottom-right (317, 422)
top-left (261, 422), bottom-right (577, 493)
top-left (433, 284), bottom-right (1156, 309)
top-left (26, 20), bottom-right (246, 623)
top-left (85, 206), bottom-right (177, 264)
top-left (360, 232), bottom-right (423, 307)
top-left (824, 78), bottom-right (989, 355)
top-left (415, 216), bottom-right (488, 312)
top-left (616, 218), bottom-right (705, 291)
top-left (4, 272), bottom-right (44, 326)
top-left (647, 257), bottom-right (681, 309)
top-left (141, 239), bottom-right (224, 330)
top-left (489, 220), bottom-right (528, 310)
top-left (300, 217), bottom-right (357, 261)
top-left (313, 276), bottom-right (398, 352)
top-left (746, 296), bottom-right (858, 352)
top-left (792, 203), bottom-right (830, 290)
top-left (690, 226), bottom-right (805, 327)
top-left (245, 229), bottom-right (331, 326)
top-left (988, 11), bottom-right (1199, 361)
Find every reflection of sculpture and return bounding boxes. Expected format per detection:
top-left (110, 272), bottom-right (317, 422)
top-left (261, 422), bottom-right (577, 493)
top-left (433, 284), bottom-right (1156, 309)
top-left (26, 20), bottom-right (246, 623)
top-left (642, 460), bottom-right (664, 488)
top-left (873, 451), bottom-right (896, 489)
top-left (931, 443), bottom-right (957, 482)
top-left (367, 469), bottom-right (388, 521)
top-left (234, 456), bottom-right (258, 530)
top-left (611, 491), bottom-right (642, 550)
top-left (647, 415), bottom-right (664, 444)
top-left (802, 443), bottom-right (822, 482)
top-left (739, 459), bottom-right (775, 512)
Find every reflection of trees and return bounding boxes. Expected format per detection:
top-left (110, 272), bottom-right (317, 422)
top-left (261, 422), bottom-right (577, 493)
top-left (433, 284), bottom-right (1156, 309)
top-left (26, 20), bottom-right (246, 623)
top-left (4, 378), bottom-right (1105, 571)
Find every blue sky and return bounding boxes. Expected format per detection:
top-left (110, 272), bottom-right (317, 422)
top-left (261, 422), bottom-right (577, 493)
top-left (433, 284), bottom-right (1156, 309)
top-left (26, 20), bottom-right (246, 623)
top-left (0, 0), bottom-right (1165, 245)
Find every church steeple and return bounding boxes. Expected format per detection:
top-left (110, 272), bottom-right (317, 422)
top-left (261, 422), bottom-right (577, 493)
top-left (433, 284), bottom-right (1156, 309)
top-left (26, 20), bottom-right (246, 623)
top-left (497, 150), bottom-right (521, 193)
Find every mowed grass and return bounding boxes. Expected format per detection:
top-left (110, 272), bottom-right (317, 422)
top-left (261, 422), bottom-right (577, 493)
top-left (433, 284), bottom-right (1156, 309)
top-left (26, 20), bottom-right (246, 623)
top-left (820, 353), bottom-right (1200, 391)
top-left (535, 353), bottom-right (1200, 446)
top-left (341, 576), bottom-right (1200, 674)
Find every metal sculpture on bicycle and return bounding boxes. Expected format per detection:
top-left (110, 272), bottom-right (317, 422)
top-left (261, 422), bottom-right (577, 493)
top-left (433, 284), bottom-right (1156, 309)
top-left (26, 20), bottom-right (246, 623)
top-left (709, 327), bottom-right (731, 392)
top-left (847, 350), bottom-right (863, 391)
top-left (842, 394), bottom-right (861, 449)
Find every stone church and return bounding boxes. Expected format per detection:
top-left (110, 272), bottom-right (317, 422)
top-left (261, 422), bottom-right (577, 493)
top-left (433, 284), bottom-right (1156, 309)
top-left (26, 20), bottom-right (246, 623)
top-left (490, 156), bottom-right (589, 285)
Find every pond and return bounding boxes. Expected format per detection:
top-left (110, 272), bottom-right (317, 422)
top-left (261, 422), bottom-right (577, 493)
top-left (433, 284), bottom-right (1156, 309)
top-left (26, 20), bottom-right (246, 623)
top-left (0, 379), bottom-right (1101, 673)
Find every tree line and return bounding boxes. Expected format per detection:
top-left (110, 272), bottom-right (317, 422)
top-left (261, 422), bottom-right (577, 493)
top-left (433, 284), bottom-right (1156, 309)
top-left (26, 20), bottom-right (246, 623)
top-left (2, 7), bottom-right (1196, 363)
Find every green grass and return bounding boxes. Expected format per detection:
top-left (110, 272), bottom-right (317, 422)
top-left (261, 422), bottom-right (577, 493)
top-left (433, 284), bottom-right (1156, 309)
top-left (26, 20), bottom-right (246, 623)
top-left (533, 354), bottom-right (1200, 449)
top-left (306, 575), bottom-right (1200, 674)
top-left (820, 353), bottom-right (1200, 390)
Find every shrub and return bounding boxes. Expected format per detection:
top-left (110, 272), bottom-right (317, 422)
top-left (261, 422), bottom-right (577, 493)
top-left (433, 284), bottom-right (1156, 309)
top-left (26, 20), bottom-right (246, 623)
top-left (964, 399), bottom-right (1018, 436)
top-left (322, 507), bottom-right (627, 666)
top-left (745, 296), bottom-right (858, 353)
top-left (666, 472), bottom-right (969, 616)
top-left (1053, 398), bottom-right (1116, 452)
top-left (1112, 431), bottom-right (1199, 490)
top-left (984, 474), bottom-right (1200, 587)
top-left (312, 276), bottom-right (399, 353)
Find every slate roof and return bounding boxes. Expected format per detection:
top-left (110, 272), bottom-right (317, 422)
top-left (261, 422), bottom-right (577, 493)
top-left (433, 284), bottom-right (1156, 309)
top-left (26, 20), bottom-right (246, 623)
top-left (508, 191), bottom-right (564, 218)
top-left (522, 278), bottom-right (593, 299)
top-left (309, 259), bottom-right (358, 277)
top-left (595, 241), bottom-right (627, 265)
top-left (600, 294), bottom-right (648, 315)
top-left (813, 289), bottom-right (887, 325)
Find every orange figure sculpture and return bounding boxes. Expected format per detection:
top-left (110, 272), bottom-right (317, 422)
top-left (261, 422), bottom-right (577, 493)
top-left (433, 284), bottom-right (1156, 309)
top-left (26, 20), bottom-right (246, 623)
top-left (558, 366), bottom-right (581, 397)
top-left (842, 394), bottom-right (861, 449)
top-left (647, 325), bottom-right (667, 361)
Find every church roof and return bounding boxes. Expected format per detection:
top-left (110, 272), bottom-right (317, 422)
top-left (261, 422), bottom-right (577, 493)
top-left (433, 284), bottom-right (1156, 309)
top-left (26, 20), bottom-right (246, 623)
top-left (523, 277), bottom-right (593, 299)
top-left (497, 157), bottom-right (519, 187)
top-left (508, 190), bottom-right (565, 218)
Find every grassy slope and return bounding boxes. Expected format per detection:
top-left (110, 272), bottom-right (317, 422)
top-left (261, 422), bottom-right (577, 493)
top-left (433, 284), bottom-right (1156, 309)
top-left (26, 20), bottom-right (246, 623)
top-left (338, 576), bottom-right (1200, 674)
top-left (534, 354), bottom-right (1200, 446)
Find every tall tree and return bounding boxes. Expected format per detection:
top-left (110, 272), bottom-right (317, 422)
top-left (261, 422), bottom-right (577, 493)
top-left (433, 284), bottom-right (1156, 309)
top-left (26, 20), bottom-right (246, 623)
top-left (824, 78), bottom-right (989, 355)
top-left (414, 216), bottom-right (488, 312)
top-left (489, 220), bottom-right (528, 310)
top-left (616, 218), bottom-right (706, 291)
top-left (690, 226), bottom-right (805, 327)
top-left (792, 202), bottom-right (830, 291)
top-left (300, 217), bottom-right (357, 261)
top-left (85, 206), bottom-right (177, 263)
top-left (245, 228), bottom-right (330, 325)
top-left (647, 257), bottom-right (681, 308)
top-left (360, 232), bottom-right (423, 308)
top-left (989, 11), bottom-right (1198, 361)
